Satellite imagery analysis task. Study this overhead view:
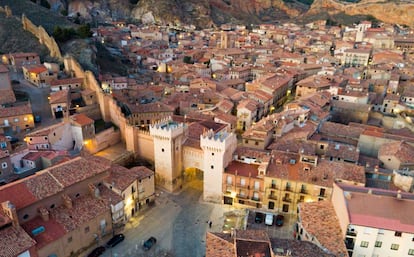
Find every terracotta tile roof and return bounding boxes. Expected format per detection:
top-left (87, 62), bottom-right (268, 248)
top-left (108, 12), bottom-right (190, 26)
top-left (234, 229), bottom-right (270, 241)
top-left (236, 239), bottom-right (272, 257)
top-left (105, 165), bottom-right (132, 191)
top-left (326, 142), bottom-right (360, 162)
top-left (268, 139), bottom-right (317, 155)
top-left (24, 172), bottom-right (62, 200)
top-left (50, 194), bottom-right (109, 232)
top-left (318, 121), bottom-right (364, 141)
top-left (26, 122), bottom-right (65, 137)
top-left (49, 89), bottom-right (69, 104)
top-left (234, 147), bottom-right (271, 163)
top-left (339, 184), bottom-right (414, 233)
top-left (47, 156), bottom-right (111, 188)
top-left (378, 140), bottom-right (414, 164)
top-left (0, 226), bottom-right (36, 257)
top-left (22, 151), bottom-right (60, 161)
top-left (266, 151), bottom-right (365, 186)
top-left (70, 113), bottom-right (94, 126)
top-left (182, 138), bottom-right (201, 149)
top-left (98, 184), bottom-right (123, 206)
top-left (21, 215), bottom-right (66, 249)
top-left (0, 104), bottom-right (32, 118)
top-left (0, 89), bottom-right (16, 105)
top-left (270, 238), bottom-right (334, 257)
top-left (206, 232), bottom-right (234, 257)
top-left (0, 182), bottom-right (37, 209)
top-left (25, 65), bottom-right (47, 74)
top-left (225, 161), bottom-right (260, 178)
top-left (129, 166), bottom-right (154, 180)
top-left (299, 201), bottom-right (348, 257)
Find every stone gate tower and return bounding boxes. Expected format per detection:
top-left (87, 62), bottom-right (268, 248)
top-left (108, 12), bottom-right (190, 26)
top-left (200, 129), bottom-right (237, 202)
top-left (150, 119), bottom-right (185, 192)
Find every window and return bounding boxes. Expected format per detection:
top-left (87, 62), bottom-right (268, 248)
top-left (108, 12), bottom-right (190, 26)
top-left (23, 214), bottom-right (29, 220)
top-left (409, 249), bottom-right (414, 256)
top-left (14, 118), bottom-right (19, 122)
top-left (391, 244), bottom-right (399, 250)
top-left (84, 226), bottom-right (90, 233)
top-left (211, 152), bottom-right (214, 156)
top-left (211, 165), bottom-right (214, 169)
top-left (395, 231), bottom-right (402, 237)
top-left (1, 162), bottom-right (7, 169)
top-left (68, 236), bottom-right (72, 243)
top-left (161, 148), bottom-right (164, 152)
top-left (375, 241), bottom-right (382, 247)
top-left (360, 241), bottom-right (369, 248)
top-left (50, 204), bottom-right (55, 209)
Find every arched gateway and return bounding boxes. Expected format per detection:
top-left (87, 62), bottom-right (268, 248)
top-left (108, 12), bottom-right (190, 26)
top-left (150, 118), bottom-right (237, 202)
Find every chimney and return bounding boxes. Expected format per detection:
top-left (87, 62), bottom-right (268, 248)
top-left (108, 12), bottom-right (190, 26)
top-left (38, 207), bottom-right (49, 222)
top-left (62, 194), bottom-right (73, 209)
top-left (88, 183), bottom-right (100, 198)
top-left (397, 190), bottom-right (402, 199)
top-left (1, 201), bottom-right (19, 228)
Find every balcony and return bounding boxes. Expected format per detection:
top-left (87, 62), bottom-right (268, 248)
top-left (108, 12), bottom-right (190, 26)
top-left (251, 197), bottom-right (261, 202)
top-left (268, 194), bottom-right (277, 200)
top-left (236, 183), bottom-right (249, 189)
top-left (237, 194), bottom-right (248, 199)
top-left (319, 193), bottom-right (325, 198)
top-left (297, 198), bottom-right (304, 204)
top-left (300, 189), bottom-right (308, 194)
top-left (285, 186), bottom-right (292, 192)
top-left (282, 197), bottom-right (292, 203)
top-left (270, 184), bottom-right (278, 190)
top-left (346, 230), bottom-right (357, 237)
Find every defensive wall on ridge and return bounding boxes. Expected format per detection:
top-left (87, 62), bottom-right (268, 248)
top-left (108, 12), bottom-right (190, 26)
top-left (0, 5), bottom-right (62, 60)
top-left (63, 56), bottom-right (154, 161)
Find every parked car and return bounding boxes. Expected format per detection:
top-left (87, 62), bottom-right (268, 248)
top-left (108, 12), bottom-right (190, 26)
top-left (5, 136), bottom-right (19, 144)
top-left (255, 212), bottom-right (264, 223)
top-left (143, 236), bottom-right (157, 251)
top-left (106, 234), bottom-right (125, 248)
top-left (275, 215), bottom-right (284, 226)
top-left (87, 246), bottom-right (105, 257)
top-left (265, 213), bottom-right (274, 226)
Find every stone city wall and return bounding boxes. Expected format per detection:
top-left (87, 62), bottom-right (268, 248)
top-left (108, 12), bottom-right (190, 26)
top-left (21, 14), bottom-right (62, 60)
top-left (63, 56), bottom-right (152, 160)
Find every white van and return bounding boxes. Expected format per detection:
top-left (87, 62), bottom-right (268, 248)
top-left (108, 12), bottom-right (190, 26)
top-left (265, 213), bottom-right (273, 226)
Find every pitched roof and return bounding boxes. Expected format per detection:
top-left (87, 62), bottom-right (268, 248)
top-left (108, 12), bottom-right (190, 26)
top-left (339, 184), bottom-right (414, 233)
top-left (47, 156), bottom-right (111, 188)
top-left (299, 201), bottom-right (348, 257)
top-left (0, 104), bottom-right (32, 118)
top-left (378, 140), bottom-right (414, 164)
top-left (0, 226), bottom-right (36, 257)
top-left (70, 113), bottom-right (94, 126)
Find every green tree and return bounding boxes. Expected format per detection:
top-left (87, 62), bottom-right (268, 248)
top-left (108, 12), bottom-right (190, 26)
top-left (77, 24), bottom-right (92, 38)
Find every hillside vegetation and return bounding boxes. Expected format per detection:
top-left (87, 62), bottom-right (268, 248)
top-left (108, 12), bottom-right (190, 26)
top-left (0, 0), bottom-right (73, 33)
top-left (0, 11), bottom-right (50, 60)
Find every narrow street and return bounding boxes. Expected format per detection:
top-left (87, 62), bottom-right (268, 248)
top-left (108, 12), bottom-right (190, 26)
top-left (95, 179), bottom-right (227, 257)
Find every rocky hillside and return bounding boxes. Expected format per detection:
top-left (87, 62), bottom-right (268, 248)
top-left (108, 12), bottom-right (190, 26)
top-left (64, 0), bottom-right (414, 27)
top-left (308, 0), bottom-right (414, 27)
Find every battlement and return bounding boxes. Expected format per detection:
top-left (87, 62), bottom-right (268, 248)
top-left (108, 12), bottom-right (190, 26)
top-left (200, 129), bottom-right (237, 152)
top-left (150, 117), bottom-right (185, 139)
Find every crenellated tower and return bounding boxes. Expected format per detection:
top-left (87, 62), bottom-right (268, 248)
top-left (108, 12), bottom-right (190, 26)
top-left (200, 129), bottom-right (237, 202)
top-left (150, 118), bottom-right (185, 192)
